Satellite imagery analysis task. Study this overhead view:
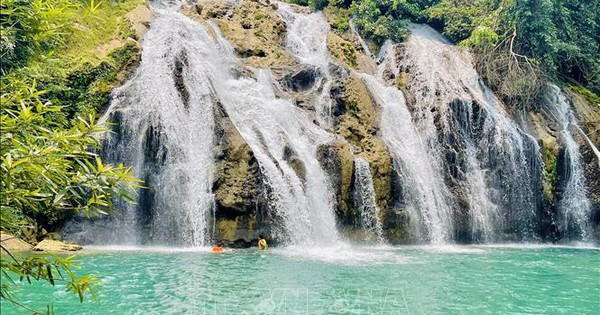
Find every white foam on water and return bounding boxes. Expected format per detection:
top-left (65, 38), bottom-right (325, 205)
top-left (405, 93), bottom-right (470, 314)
top-left (478, 243), bottom-right (600, 250)
top-left (84, 245), bottom-right (213, 253)
top-left (273, 244), bottom-right (410, 266)
top-left (411, 245), bottom-right (488, 254)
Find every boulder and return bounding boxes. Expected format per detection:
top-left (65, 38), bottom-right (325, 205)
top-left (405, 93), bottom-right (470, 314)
top-left (33, 239), bottom-right (82, 252)
top-left (126, 4), bottom-right (155, 39)
top-left (213, 102), bottom-right (263, 216)
top-left (1, 232), bottom-right (33, 252)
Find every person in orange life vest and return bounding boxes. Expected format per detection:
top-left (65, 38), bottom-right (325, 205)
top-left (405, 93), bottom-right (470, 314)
top-left (212, 242), bottom-right (224, 252)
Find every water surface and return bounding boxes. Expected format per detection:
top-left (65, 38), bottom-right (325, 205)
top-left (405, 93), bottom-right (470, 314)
top-left (2, 245), bottom-right (598, 314)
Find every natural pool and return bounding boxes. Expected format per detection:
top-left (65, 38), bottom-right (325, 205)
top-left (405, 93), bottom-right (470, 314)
top-left (1, 245), bottom-right (598, 314)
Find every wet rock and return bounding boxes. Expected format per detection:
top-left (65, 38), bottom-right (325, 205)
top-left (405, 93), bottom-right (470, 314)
top-left (335, 75), bottom-right (394, 226)
top-left (213, 102), bottom-right (263, 216)
top-left (282, 66), bottom-right (321, 92)
top-left (212, 100), bottom-right (272, 243)
top-left (283, 146), bottom-right (307, 181)
top-left (327, 32), bottom-right (358, 69)
top-left (194, 0), bottom-right (231, 19)
top-left (317, 141), bottom-right (355, 221)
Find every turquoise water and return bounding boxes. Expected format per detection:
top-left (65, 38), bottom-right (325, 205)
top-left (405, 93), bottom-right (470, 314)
top-left (1, 245), bottom-right (598, 314)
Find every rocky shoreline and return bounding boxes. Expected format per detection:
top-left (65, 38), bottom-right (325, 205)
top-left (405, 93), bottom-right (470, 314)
top-left (1, 232), bottom-right (83, 254)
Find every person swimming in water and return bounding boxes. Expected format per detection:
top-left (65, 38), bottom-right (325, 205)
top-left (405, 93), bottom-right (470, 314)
top-left (257, 235), bottom-right (268, 250)
top-left (212, 242), bottom-right (224, 252)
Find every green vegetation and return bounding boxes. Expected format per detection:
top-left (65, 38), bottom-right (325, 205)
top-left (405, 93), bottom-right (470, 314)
top-left (287, 0), bottom-right (599, 104)
top-left (567, 85), bottom-right (600, 106)
top-left (2, 0), bottom-right (143, 123)
top-left (1, 0), bottom-right (143, 313)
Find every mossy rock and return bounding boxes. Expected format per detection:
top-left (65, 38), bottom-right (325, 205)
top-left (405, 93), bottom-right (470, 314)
top-left (316, 141), bottom-right (355, 221)
top-left (212, 0), bottom-right (295, 68)
top-left (323, 6), bottom-right (351, 35)
top-left (327, 32), bottom-right (358, 69)
top-left (336, 75), bottom-right (393, 214)
top-left (216, 219), bottom-right (238, 241)
top-left (213, 102), bottom-right (262, 215)
top-left (194, 0), bottom-right (231, 19)
top-left (395, 71), bottom-right (409, 90)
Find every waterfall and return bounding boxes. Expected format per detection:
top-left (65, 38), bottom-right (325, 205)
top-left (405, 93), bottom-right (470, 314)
top-left (207, 22), bottom-right (340, 245)
top-left (277, 3), bottom-right (335, 128)
top-left (78, 9), bottom-right (220, 246)
top-left (349, 18), bottom-right (374, 59)
top-left (353, 157), bottom-right (384, 243)
top-left (361, 71), bottom-right (454, 244)
top-left (543, 85), bottom-right (593, 241)
top-left (397, 24), bottom-right (543, 242)
top-left (66, 4), bottom-right (341, 246)
top-left (355, 24), bottom-right (543, 243)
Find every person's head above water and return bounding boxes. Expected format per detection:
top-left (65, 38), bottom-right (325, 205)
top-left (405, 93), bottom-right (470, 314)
top-left (258, 234), bottom-right (264, 240)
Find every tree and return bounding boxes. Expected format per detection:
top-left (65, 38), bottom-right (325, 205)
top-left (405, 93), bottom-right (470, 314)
top-left (0, 80), bottom-right (141, 313)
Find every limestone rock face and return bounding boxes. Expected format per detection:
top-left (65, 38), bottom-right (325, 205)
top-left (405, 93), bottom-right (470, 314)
top-left (316, 141), bottom-right (355, 223)
top-left (194, 0), bottom-right (231, 19)
top-left (213, 0), bottom-right (294, 68)
top-left (334, 76), bottom-right (394, 230)
top-left (212, 102), bottom-right (269, 243)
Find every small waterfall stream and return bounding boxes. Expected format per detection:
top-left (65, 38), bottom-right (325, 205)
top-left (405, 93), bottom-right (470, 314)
top-left (543, 85), bottom-right (593, 241)
top-left (277, 4), bottom-right (335, 128)
top-left (353, 157), bottom-right (384, 243)
top-left (361, 69), bottom-right (454, 244)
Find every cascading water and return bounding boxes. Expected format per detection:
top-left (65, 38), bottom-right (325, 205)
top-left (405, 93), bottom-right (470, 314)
top-left (207, 22), bottom-right (340, 245)
top-left (360, 65), bottom-right (454, 244)
top-left (543, 84), bottom-right (594, 241)
top-left (353, 157), bottom-right (384, 243)
top-left (73, 8), bottom-right (220, 246)
top-left (69, 3), bottom-right (341, 246)
top-left (396, 24), bottom-right (543, 242)
top-left (277, 4), bottom-right (336, 128)
top-left (349, 18), bottom-right (374, 59)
